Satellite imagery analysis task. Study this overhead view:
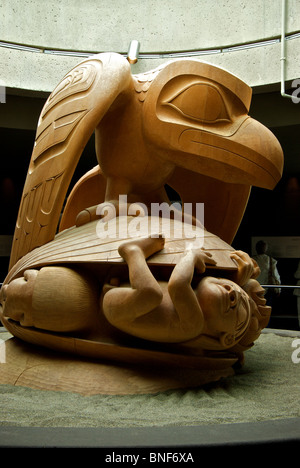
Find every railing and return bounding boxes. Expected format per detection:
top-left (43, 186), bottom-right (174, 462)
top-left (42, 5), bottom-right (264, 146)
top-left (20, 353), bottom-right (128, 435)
top-left (261, 285), bottom-right (300, 289)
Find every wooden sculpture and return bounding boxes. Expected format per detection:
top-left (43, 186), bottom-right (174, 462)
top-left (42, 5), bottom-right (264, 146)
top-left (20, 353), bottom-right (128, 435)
top-left (0, 52), bottom-right (283, 374)
top-left (1, 217), bottom-right (270, 368)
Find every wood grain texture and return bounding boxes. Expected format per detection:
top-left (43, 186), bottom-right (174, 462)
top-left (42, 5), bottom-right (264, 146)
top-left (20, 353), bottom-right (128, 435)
top-left (9, 52), bottom-right (283, 272)
top-left (9, 53), bottom-right (132, 268)
top-left (0, 338), bottom-right (235, 395)
top-left (0, 53), bottom-right (282, 389)
top-left (5, 217), bottom-right (237, 284)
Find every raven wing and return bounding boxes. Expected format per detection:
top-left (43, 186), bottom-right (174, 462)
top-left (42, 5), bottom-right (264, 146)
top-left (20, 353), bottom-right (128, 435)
top-left (9, 52), bottom-right (132, 268)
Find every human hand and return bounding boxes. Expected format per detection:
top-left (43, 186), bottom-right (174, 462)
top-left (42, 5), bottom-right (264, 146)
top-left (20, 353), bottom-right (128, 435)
top-left (190, 249), bottom-right (217, 274)
top-left (230, 250), bottom-right (260, 285)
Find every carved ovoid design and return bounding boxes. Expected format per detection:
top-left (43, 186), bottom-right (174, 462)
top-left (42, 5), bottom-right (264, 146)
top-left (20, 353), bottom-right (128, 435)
top-left (0, 53), bottom-right (283, 379)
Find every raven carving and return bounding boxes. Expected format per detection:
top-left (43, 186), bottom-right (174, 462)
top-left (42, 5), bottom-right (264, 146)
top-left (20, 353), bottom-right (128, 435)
top-left (9, 52), bottom-right (283, 268)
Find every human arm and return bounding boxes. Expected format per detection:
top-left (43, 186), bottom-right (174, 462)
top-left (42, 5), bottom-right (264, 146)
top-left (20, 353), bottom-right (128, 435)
top-left (103, 247), bottom-right (216, 343)
top-left (168, 249), bottom-right (216, 336)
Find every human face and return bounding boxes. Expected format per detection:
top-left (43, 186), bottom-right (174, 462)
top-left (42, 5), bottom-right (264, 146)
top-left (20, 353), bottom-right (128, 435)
top-left (195, 276), bottom-right (251, 338)
top-left (0, 269), bottom-right (38, 326)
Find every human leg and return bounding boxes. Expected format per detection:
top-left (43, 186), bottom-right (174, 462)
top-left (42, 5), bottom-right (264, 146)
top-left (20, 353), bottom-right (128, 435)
top-left (102, 236), bottom-right (164, 329)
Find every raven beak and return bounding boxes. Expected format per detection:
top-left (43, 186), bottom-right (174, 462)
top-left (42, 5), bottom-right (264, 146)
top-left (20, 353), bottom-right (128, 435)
top-left (177, 115), bottom-right (283, 189)
top-left (224, 116), bottom-right (284, 189)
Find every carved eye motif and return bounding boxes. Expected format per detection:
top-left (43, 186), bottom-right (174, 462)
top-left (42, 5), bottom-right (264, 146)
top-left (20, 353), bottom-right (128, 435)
top-left (167, 83), bottom-right (230, 123)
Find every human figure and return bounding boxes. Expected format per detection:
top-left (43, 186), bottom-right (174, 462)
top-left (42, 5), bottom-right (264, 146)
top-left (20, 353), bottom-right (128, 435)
top-left (1, 235), bottom-right (268, 354)
top-left (252, 240), bottom-right (281, 306)
top-left (102, 235), bottom-right (264, 350)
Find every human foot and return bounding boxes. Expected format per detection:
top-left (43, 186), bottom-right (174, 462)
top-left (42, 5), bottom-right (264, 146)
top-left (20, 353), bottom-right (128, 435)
top-left (118, 234), bottom-right (165, 261)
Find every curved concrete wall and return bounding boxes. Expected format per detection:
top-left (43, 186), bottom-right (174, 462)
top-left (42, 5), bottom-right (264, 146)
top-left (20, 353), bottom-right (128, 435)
top-left (1, 0), bottom-right (300, 93)
top-left (2, 0), bottom-right (300, 53)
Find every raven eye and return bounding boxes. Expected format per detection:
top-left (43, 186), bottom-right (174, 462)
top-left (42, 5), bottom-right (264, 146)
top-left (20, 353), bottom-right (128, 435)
top-left (168, 83), bottom-right (229, 123)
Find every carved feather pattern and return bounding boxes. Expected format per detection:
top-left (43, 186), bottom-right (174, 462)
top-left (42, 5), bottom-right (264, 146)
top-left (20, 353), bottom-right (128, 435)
top-left (6, 217), bottom-right (237, 285)
top-left (133, 65), bottom-right (164, 102)
top-left (9, 53), bottom-right (132, 268)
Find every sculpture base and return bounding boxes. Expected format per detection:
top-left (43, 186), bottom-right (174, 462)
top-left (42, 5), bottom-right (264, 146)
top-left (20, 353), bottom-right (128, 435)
top-left (0, 337), bottom-right (235, 395)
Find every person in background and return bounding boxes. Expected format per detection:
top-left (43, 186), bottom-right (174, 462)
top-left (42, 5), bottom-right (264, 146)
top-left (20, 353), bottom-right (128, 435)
top-left (253, 240), bottom-right (281, 306)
